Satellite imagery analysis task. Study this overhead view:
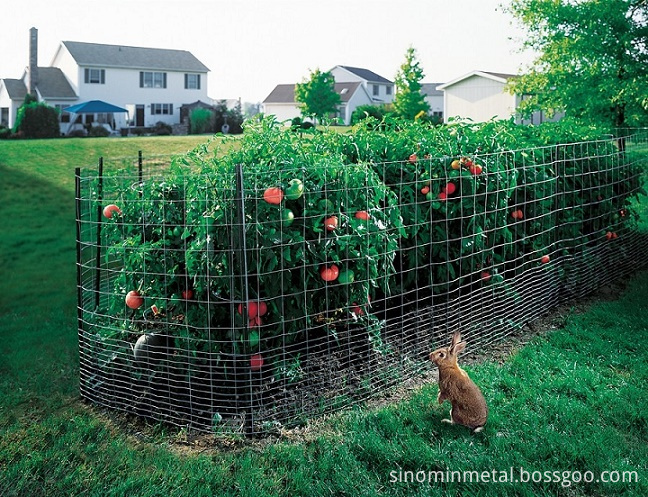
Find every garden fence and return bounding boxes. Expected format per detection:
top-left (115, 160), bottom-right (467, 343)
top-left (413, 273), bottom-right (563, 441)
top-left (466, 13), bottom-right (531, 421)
top-left (76, 132), bottom-right (648, 435)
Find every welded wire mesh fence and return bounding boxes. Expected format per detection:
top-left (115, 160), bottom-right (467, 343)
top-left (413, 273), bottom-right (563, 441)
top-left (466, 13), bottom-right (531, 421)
top-left (76, 130), bottom-right (648, 435)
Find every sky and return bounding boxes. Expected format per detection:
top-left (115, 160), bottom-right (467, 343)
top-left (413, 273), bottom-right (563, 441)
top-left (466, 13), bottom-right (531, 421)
top-left (1, 0), bottom-right (536, 104)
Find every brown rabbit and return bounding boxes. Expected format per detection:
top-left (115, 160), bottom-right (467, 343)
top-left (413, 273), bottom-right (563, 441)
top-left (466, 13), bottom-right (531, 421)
top-left (429, 331), bottom-right (488, 433)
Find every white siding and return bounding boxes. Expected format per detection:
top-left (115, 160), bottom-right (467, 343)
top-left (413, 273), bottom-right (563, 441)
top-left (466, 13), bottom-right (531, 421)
top-left (425, 94), bottom-right (444, 116)
top-left (50, 46), bottom-right (80, 94)
top-left (338, 87), bottom-right (373, 125)
top-left (0, 82), bottom-right (17, 128)
top-left (444, 75), bottom-right (516, 122)
top-left (262, 103), bottom-right (301, 123)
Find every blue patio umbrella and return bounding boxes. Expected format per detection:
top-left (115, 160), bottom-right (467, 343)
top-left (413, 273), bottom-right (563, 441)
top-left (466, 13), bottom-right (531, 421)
top-left (63, 100), bottom-right (129, 134)
top-left (63, 100), bottom-right (128, 114)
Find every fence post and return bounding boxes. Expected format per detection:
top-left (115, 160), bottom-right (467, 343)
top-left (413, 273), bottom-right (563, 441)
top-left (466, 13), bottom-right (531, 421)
top-left (75, 167), bottom-right (87, 397)
top-left (94, 157), bottom-right (104, 309)
top-left (233, 163), bottom-right (254, 434)
top-left (138, 150), bottom-right (143, 186)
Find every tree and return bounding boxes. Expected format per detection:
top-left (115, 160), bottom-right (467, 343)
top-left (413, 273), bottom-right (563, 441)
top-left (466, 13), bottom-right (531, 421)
top-left (507, 0), bottom-right (648, 130)
top-left (393, 46), bottom-right (430, 120)
top-left (295, 68), bottom-right (341, 124)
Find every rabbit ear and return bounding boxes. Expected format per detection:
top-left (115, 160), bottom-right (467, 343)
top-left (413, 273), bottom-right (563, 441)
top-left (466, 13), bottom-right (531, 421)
top-left (453, 341), bottom-right (466, 355)
top-left (449, 331), bottom-right (462, 349)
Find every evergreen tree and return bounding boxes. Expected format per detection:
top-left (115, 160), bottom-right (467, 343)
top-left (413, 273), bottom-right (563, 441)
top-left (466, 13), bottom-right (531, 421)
top-left (393, 46), bottom-right (430, 120)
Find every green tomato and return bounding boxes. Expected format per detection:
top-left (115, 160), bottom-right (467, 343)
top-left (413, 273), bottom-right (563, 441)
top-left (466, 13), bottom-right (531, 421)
top-left (285, 179), bottom-right (304, 200)
top-left (281, 208), bottom-right (295, 226)
top-left (248, 330), bottom-right (260, 348)
top-left (318, 198), bottom-right (335, 213)
top-left (337, 270), bottom-right (355, 284)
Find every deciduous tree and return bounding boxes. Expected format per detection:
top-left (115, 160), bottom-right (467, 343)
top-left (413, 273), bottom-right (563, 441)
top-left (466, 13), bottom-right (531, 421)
top-left (507, 0), bottom-right (648, 129)
top-left (295, 68), bottom-right (341, 124)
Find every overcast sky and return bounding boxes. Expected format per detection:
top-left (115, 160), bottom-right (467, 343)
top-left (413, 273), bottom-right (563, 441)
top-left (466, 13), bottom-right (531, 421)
top-left (1, 0), bottom-right (535, 103)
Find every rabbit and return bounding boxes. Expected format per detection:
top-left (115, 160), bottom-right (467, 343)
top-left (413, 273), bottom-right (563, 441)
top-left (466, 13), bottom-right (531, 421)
top-left (429, 331), bottom-right (488, 433)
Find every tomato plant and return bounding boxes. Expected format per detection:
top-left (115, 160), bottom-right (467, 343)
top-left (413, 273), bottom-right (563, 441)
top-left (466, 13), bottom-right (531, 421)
top-left (89, 115), bottom-right (643, 428)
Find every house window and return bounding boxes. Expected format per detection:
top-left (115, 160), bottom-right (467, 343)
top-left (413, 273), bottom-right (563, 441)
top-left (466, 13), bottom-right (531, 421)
top-left (151, 103), bottom-right (173, 115)
top-left (373, 84), bottom-right (379, 97)
top-left (1, 107), bottom-right (8, 126)
top-left (185, 74), bottom-right (201, 90)
top-left (140, 72), bottom-right (167, 88)
top-left (386, 85), bottom-right (392, 96)
top-left (84, 68), bottom-right (105, 84)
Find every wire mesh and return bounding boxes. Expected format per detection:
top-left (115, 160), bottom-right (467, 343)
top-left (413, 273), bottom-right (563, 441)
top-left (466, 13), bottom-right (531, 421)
top-left (76, 130), bottom-right (648, 435)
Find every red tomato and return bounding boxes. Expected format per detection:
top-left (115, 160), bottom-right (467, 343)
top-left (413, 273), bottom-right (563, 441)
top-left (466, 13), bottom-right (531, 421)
top-left (445, 183), bottom-right (456, 195)
top-left (481, 271), bottom-right (491, 282)
top-left (540, 255), bottom-right (550, 264)
top-left (237, 300), bottom-right (268, 318)
top-left (249, 315), bottom-right (262, 328)
top-left (438, 192), bottom-right (447, 200)
top-left (263, 187), bottom-right (284, 205)
top-left (324, 216), bottom-right (338, 231)
top-left (181, 289), bottom-right (194, 300)
top-left (409, 153), bottom-right (418, 164)
top-left (320, 264), bottom-right (340, 282)
top-left (103, 204), bottom-right (122, 219)
top-left (605, 231), bottom-right (613, 240)
top-left (421, 186), bottom-right (430, 195)
top-left (125, 290), bottom-right (144, 309)
top-left (469, 164), bottom-right (483, 175)
top-left (250, 353), bottom-right (264, 371)
top-left (257, 301), bottom-right (268, 316)
top-left (351, 303), bottom-right (365, 316)
top-left (355, 210), bottom-right (370, 221)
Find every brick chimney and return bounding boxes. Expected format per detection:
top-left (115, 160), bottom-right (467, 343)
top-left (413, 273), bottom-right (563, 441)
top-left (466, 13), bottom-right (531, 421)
top-left (28, 27), bottom-right (39, 96)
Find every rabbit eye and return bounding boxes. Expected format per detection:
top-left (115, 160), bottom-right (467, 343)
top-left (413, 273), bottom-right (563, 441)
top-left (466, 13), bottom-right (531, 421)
top-left (439, 352), bottom-right (445, 359)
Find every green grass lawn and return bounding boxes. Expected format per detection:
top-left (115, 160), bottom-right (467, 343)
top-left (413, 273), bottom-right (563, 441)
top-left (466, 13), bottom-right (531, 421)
top-left (0, 136), bottom-right (646, 496)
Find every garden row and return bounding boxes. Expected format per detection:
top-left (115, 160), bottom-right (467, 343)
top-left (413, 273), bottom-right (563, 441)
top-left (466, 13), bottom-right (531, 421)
top-left (78, 117), bottom-right (645, 433)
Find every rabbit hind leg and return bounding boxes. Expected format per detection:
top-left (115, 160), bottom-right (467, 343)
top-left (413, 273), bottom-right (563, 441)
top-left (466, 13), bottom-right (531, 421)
top-left (441, 408), bottom-right (454, 424)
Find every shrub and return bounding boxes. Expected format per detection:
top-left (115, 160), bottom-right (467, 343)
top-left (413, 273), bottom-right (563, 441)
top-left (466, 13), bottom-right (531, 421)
top-left (88, 125), bottom-right (110, 137)
top-left (13, 101), bottom-right (60, 138)
top-left (350, 104), bottom-right (391, 125)
top-left (190, 108), bottom-right (214, 134)
top-left (152, 121), bottom-right (173, 135)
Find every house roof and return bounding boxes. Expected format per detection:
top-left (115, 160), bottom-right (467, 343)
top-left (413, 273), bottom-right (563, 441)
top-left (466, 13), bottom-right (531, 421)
top-left (263, 84), bottom-right (295, 104)
top-left (421, 83), bottom-right (444, 97)
top-left (436, 70), bottom-right (518, 90)
top-left (335, 66), bottom-right (392, 84)
top-left (61, 41), bottom-right (209, 72)
top-left (34, 67), bottom-right (77, 99)
top-left (1, 78), bottom-right (27, 100)
top-left (263, 82), bottom-right (363, 104)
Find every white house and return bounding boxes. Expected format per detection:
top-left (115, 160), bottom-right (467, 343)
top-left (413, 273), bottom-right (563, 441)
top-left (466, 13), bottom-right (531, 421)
top-left (0, 28), bottom-right (210, 134)
top-left (329, 65), bottom-right (394, 105)
top-left (421, 83), bottom-right (444, 122)
top-left (436, 70), bottom-right (563, 124)
top-left (262, 66), bottom-right (394, 125)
